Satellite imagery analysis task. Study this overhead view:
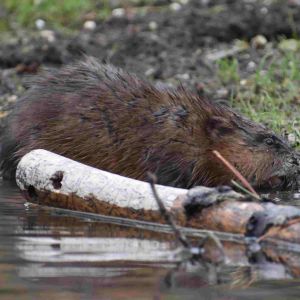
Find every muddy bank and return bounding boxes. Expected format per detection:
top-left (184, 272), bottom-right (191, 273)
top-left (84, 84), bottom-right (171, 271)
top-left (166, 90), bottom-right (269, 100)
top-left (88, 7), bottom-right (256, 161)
top-left (0, 0), bottom-right (299, 128)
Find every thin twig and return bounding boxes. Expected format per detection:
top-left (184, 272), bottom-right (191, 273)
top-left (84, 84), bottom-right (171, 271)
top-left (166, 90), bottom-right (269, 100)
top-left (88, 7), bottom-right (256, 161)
top-left (200, 232), bottom-right (225, 262)
top-left (231, 180), bottom-right (260, 200)
top-left (212, 150), bottom-right (260, 199)
top-left (148, 172), bottom-right (225, 264)
top-left (148, 172), bottom-right (191, 249)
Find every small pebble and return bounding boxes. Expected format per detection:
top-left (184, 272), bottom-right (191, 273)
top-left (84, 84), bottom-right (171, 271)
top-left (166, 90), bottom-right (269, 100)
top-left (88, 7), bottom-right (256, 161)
top-left (240, 79), bottom-right (247, 86)
top-left (35, 19), bottom-right (45, 30)
top-left (148, 21), bottom-right (158, 31)
top-left (216, 88), bottom-right (229, 98)
top-left (170, 3), bottom-right (182, 11)
top-left (251, 35), bottom-right (267, 49)
top-left (145, 68), bottom-right (156, 77)
top-left (112, 8), bottom-right (125, 17)
top-left (83, 20), bottom-right (96, 31)
top-left (247, 61), bottom-right (256, 72)
top-left (287, 133), bottom-right (296, 144)
top-left (40, 30), bottom-right (55, 43)
top-left (176, 73), bottom-right (190, 81)
top-left (7, 95), bottom-right (17, 103)
top-left (260, 6), bottom-right (268, 14)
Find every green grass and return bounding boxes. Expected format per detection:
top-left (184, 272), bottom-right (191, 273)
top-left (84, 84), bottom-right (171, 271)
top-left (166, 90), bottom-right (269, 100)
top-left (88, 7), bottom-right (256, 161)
top-left (2, 0), bottom-right (114, 31)
top-left (1, 0), bottom-right (158, 31)
top-left (217, 57), bottom-right (240, 84)
top-left (216, 50), bottom-right (300, 145)
top-left (3, 0), bottom-right (90, 29)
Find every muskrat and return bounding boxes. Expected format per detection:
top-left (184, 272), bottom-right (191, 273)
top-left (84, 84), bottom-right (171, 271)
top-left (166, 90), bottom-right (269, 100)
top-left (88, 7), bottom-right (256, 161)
top-left (1, 57), bottom-right (299, 190)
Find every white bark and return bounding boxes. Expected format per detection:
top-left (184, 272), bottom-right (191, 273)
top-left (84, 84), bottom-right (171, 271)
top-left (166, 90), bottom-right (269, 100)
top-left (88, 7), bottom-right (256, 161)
top-left (16, 149), bottom-right (187, 211)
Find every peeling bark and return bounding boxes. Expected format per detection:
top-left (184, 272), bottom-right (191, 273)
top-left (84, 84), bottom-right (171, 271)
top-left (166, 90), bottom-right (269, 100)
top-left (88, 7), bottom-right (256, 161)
top-left (16, 149), bottom-right (189, 224)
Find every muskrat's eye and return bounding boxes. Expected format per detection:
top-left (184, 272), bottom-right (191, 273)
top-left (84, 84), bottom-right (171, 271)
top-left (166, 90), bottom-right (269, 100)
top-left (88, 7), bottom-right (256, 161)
top-left (264, 137), bottom-right (274, 146)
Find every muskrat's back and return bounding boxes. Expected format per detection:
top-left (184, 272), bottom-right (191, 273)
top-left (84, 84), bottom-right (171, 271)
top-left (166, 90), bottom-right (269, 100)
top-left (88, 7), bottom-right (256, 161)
top-left (1, 57), bottom-right (299, 189)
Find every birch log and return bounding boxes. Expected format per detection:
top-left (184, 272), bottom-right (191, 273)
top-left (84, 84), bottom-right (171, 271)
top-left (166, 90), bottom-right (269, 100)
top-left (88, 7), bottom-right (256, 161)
top-left (16, 149), bottom-right (300, 246)
top-left (16, 149), bottom-right (191, 224)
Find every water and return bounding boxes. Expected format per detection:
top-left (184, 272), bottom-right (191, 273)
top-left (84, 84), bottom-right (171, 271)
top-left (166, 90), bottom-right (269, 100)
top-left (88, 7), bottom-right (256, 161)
top-left (1, 180), bottom-right (300, 299)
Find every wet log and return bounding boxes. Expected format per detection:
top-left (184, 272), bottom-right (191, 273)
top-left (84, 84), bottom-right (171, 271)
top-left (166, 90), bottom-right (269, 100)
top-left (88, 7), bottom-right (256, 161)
top-left (16, 150), bottom-right (300, 246)
top-left (16, 149), bottom-right (191, 224)
top-left (16, 149), bottom-right (243, 225)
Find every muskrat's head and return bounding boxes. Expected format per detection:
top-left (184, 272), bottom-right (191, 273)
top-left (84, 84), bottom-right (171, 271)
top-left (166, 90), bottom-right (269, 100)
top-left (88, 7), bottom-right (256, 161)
top-left (198, 106), bottom-right (300, 191)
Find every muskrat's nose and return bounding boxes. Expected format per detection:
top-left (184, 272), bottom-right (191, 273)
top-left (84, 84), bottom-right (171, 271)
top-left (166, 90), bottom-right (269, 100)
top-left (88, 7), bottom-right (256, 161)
top-left (289, 154), bottom-right (300, 166)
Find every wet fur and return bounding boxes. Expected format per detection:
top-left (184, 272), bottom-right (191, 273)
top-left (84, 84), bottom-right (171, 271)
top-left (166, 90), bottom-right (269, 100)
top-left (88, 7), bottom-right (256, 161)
top-left (1, 57), bottom-right (299, 188)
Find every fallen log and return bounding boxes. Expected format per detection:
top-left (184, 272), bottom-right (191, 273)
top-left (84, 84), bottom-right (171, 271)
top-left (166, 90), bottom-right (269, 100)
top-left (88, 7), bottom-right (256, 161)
top-left (16, 150), bottom-right (243, 225)
top-left (16, 149), bottom-right (191, 224)
top-left (16, 149), bottom-right (300, 246)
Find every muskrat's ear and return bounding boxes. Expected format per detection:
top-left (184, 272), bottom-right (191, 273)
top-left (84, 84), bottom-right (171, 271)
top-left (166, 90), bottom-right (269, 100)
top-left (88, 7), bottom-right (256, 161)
top-left (205, 116), bottom-right (234, 139)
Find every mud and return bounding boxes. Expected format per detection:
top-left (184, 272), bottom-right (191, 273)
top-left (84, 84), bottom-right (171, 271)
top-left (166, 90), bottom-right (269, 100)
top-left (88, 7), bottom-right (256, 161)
top-left (0, 0), bottom-right (299, 129)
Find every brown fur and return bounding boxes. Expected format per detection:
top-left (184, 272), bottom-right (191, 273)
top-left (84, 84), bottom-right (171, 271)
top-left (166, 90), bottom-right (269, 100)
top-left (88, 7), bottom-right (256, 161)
top-left (1, 57), bottom-right (299, 189)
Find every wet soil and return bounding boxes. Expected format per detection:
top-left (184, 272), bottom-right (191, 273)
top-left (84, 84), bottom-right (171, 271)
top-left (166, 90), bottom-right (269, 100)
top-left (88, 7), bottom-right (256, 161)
top-left (0, 0), bottom-right (299, 127)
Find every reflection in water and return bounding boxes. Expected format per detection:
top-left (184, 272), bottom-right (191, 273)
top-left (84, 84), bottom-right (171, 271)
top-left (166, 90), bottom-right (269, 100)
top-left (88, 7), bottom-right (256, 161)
top-left (16, 237), bottom-right (175, 263)
top-left (1, 180), bottom-right (300, 299)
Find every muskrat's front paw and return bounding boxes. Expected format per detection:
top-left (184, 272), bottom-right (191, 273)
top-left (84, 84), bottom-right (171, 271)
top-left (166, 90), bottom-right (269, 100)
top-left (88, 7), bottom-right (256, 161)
top-left (183, 186), bottom-right (241, 217)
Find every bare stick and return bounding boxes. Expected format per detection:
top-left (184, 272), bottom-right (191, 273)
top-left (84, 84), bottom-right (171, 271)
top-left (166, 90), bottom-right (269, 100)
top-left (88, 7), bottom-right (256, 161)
top-left (200, 232), bottom-right (225, 263)
top-left (212, 150), bottom-right (260, 199)
top-left (148, 173), bottom-right (191, 249)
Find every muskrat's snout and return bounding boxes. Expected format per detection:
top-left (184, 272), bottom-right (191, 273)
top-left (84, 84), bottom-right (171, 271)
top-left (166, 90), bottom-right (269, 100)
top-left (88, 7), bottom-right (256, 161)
top-left (258, 173), bottom-right (297, 191)
top-left (288, 154), bottom-right (300, 166)
top-left (240, 143), bottom-right (300, 191)
top-left (254, 174), bottom-right (286, 191)
top-left (261, 152), bottom-right (300, 191)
